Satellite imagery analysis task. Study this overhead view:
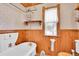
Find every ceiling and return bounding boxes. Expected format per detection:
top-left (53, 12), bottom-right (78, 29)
top-left (21, 3), bottom-right (40, 7)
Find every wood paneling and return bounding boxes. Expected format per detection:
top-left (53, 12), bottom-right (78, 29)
top-left (21, 3), bottom-right (40, 7)
top-left (16, 30), bottom-right (79, 55)
top-left (15, 30), bottom-right (26, 44)
top-left (0, 30), bottom-right (79, 56)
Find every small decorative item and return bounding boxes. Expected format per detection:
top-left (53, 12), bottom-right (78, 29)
top-left (74, 7), bottom-right (79, 22)
top-left (40, 50), bottom-right (46, 56)
top-left (71, 49), bottom-right (75, 56)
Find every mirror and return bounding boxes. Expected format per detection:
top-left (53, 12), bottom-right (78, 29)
top-left (44, 5), bottom-right (59, 36)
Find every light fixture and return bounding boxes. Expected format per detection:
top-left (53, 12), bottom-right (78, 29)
top-left (26, 8), bottom-right (37, 13)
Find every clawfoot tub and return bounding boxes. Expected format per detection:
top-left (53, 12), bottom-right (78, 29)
top-left (0, 42), bottom-right (37, 56)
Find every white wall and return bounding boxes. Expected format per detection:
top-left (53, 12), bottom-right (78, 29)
top-left (60, 3), bottom-right (77, 29)
top-left (0, 3), bottom-right (77, 30)
top-left (26, 3), bottom-right (77, 29)
top-left (0, 3), bottom-right (27, 30)
top-left (26, 3), bottom-right (57, 20)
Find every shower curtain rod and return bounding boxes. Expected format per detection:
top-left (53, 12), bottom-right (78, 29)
top-left (9, 3), bottom-right (26, 13)
top-left (9, 3), bottom-right (38, 13)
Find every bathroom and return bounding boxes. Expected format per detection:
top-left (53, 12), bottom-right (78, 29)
top-left (0, 3), bottom-right (79, 56)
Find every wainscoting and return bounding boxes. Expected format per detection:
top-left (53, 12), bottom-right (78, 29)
top-left (24, 30), bottom-right (79, 55)
top-left (0, 30), bottom-right (79, 55)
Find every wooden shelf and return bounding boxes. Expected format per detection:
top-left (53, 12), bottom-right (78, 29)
top-left (24, 20), bottom-right (42, 25)
top-left (24, 20), bottom-right (42, 22)
top-left (24, 20), bottom-right (42, 30)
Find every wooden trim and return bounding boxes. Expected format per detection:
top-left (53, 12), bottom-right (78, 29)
top-left (57, 4), bottom-right (60, 35)
top-left (4, 28), bottom-right (79, 31)
top-left (60, 29), bottom-right (79, 31)
top-left (44, 4), bottom-right (60, 10)
top-left (0, 30), bottom-right (16, 34)
top-left (21, 3), bottom-right (41, 7)
top-left (42, 7), bottom-right (45, 34)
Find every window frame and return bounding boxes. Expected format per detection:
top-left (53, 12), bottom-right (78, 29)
top-left (43, 4), bottom-right (60, 37)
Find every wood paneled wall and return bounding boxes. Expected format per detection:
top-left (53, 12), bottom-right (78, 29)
top-left (16, 30), bottom-right (79, 54)
top-left (0, 30), bottom-right (79, 55)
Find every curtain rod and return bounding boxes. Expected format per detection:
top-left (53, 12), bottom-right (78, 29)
top-left (9, 3), bottom-right (26, 13)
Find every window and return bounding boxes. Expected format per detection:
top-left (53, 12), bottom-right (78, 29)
top-left (44, 6), bottom-right (59, 36)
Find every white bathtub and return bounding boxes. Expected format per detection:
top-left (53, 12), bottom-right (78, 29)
top-left (0, 42), bottom-right (37, 56)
